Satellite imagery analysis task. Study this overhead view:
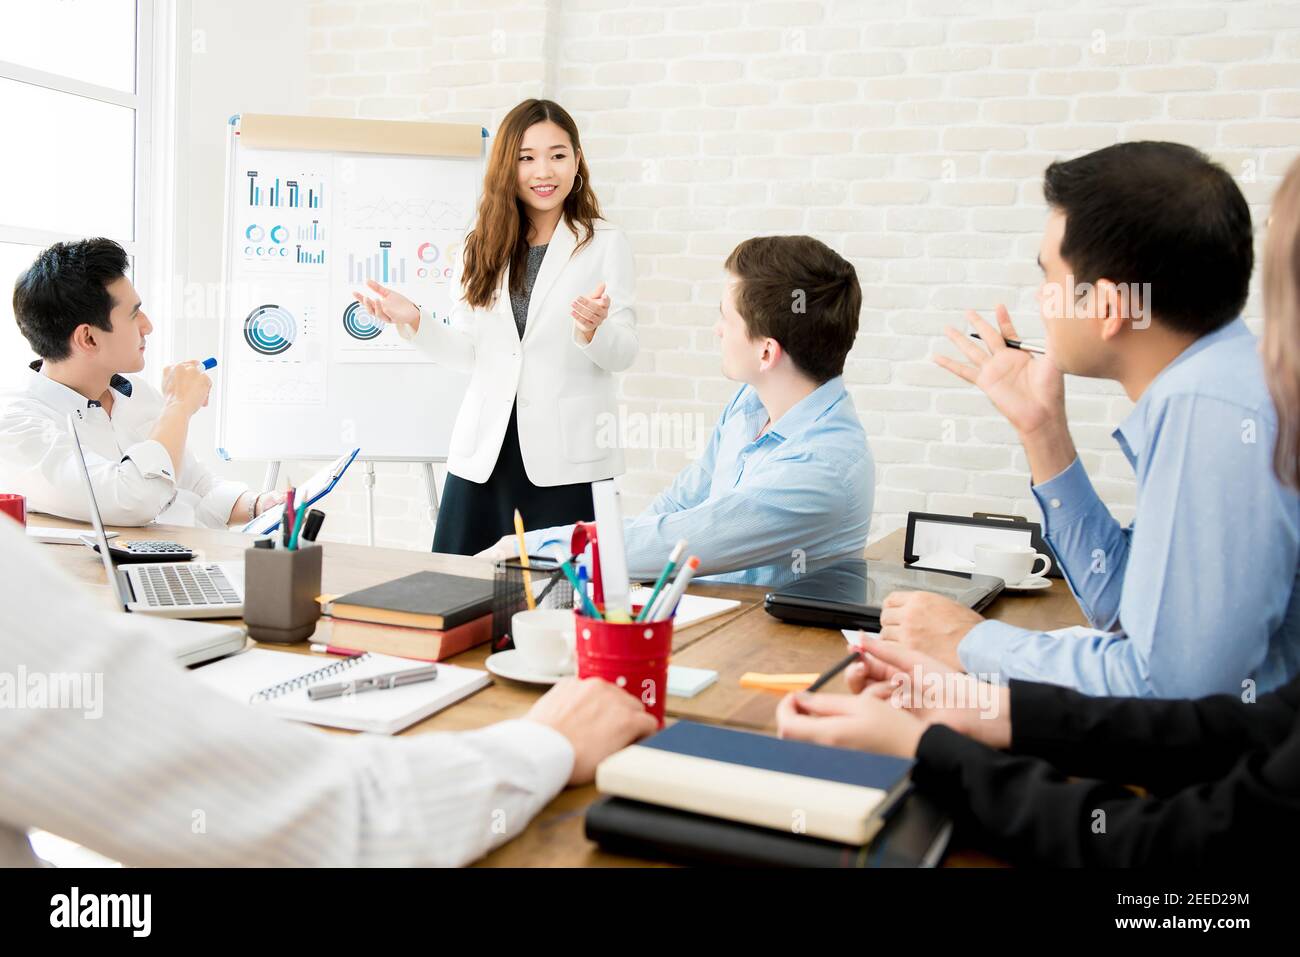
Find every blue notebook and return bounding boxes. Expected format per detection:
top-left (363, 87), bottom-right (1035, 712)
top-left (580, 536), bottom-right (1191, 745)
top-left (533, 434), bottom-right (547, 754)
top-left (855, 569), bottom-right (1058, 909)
top-left (595, 720), bottom-right (913, 845)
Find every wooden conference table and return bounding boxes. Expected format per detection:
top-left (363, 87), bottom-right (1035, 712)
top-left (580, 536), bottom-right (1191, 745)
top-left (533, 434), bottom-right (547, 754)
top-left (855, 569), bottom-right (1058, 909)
top-left (41, 518), bottom-right (1087, 867)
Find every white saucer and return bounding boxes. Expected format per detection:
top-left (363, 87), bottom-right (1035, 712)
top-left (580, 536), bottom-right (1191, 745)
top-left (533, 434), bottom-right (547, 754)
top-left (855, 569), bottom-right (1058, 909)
top-left (485, 649), bottom-right (574, 686)
top-left (1003, 576), bottom-right (1051, 592)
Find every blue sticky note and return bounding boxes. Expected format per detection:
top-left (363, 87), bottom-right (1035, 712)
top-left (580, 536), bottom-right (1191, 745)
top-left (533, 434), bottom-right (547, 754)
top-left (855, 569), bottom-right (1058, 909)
top-left (667, 665), bottom-right (718, 698)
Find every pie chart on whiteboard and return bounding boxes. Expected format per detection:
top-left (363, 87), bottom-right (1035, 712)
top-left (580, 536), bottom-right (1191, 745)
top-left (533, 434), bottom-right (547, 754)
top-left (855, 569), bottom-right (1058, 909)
top-left (243, 304), bottom-right (297, 356)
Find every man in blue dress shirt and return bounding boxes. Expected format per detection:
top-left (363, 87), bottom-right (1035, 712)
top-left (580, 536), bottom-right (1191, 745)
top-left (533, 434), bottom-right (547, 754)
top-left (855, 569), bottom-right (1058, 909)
top-left (488, 234), bottom-right (874, 587)
top-left (886, 141), bottom-right (1300, 698)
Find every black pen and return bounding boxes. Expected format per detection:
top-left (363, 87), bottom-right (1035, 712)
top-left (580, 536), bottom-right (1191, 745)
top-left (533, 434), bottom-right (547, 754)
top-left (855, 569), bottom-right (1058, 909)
top-left (967, 331), bottom-right (1047, 355)
top-left (806, 651), bottom-right (861, 693)
top-left (532, 551), bottom-right (583, 608)
top-left (301, 508), bottom-right (326, 543)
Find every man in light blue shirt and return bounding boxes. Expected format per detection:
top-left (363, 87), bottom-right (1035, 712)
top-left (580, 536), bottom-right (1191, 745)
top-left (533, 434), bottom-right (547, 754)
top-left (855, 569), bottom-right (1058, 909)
top-left (884, 142), bottom-right (1300, 697)
top-left (483, 235), bottom-right (874, 587)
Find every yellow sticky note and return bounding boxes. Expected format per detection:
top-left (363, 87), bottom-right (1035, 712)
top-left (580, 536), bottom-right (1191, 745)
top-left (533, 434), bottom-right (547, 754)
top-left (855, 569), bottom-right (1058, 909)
top-left (739, 672), bottom-right (821, 693)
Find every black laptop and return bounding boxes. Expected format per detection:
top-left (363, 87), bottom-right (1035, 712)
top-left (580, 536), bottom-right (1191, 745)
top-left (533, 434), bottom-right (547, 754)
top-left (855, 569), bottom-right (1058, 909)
top-left (763, 559), bottom-right (1004, 631)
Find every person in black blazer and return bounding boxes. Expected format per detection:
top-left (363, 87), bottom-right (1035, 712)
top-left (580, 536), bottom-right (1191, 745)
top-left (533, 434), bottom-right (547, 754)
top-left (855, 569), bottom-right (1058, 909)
top-left (776, 153), bottom-right (1300, 866)
top-left (780, 637), bottom-right (1300, 866)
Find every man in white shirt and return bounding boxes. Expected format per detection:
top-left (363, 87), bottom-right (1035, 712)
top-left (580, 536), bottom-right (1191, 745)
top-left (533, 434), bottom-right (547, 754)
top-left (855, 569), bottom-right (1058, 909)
top-left (1, 238), bottom-right (280, 528)
top-left (0, 517), bottom-right (657, 866)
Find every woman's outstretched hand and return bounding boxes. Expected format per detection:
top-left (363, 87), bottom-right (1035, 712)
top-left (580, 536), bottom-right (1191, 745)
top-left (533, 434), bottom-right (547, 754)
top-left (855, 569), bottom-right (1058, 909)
top-left (353, 278), bottom-right (421, 332)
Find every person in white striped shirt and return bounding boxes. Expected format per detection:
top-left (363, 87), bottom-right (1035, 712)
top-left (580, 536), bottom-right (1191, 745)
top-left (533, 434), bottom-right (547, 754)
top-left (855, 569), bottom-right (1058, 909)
top-left (0, 518), bottom-right (655, 867)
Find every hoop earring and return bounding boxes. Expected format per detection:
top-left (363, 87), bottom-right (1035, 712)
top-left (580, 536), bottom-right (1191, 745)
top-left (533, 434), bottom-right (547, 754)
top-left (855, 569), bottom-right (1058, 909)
top-left (574, 173), bottom-right (583, 193)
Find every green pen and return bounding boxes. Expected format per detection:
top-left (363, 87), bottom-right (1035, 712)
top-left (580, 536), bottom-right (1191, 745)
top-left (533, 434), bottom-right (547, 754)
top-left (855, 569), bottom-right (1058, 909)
top-left (288, 501), bottom-right (308, 550)
top-left (636, 539), bottom-right (687, 622)
top-left (551, 547), bottom-right (603, 620)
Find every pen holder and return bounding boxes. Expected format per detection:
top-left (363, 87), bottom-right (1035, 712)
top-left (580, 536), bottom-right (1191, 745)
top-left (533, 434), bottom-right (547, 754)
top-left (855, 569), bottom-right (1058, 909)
top-left (574, 606), bottom-right (674, 726)
top-left (242, 543), bottom-right (323, 644)
top-left (492, 555), bottom-right (575, 651)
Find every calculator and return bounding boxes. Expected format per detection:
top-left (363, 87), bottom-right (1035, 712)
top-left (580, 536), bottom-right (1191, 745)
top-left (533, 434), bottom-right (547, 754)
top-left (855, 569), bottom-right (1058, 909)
top-left (85, 538), bottom-right (195, 564)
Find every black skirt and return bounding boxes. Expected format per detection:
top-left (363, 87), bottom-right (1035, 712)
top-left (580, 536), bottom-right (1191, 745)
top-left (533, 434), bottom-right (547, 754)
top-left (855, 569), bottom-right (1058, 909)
top-left (432, 403), bottom-right (597, 555)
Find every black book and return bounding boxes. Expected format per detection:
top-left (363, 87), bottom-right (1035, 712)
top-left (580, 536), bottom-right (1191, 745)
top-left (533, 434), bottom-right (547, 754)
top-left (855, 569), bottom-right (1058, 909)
top-left (584, 792), bottom-right (952, 868)
top-left (326, 571), bottom-right (494, 631)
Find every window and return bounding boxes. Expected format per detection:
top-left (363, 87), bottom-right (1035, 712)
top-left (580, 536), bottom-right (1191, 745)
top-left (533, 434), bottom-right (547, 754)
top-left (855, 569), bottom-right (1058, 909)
top-left (0, 1), bottom-right (151, 394)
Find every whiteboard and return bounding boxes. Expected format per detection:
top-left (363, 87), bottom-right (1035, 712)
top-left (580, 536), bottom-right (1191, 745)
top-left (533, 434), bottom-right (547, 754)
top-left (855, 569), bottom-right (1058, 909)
top-left (215, 114), bottom-right (485, 461)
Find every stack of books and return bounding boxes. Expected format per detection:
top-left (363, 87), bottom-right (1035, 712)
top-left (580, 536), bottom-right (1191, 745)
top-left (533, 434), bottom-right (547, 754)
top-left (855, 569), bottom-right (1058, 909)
top-left (585, 720), bottom-right (952, 868)
top-left (318, 571), bottom-right (495, 661)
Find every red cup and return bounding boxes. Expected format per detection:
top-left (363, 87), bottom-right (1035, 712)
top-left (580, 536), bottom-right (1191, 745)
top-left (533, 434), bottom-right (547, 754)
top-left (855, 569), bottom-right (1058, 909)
top-left (0, 494), bottom-right (26, 528)
top-left (574, 606), bottom-right (673, 725)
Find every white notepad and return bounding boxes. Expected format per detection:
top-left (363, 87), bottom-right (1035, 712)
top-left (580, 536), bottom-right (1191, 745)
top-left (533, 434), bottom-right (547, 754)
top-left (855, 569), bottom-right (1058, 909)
top-left (194, 648), bottom-right (490, 735)
top-left (628, 586), bottom-right (740, 627)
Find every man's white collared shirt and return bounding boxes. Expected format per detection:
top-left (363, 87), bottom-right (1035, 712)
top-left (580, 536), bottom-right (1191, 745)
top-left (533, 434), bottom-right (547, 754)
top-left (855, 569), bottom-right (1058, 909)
top-left (0, 362), bottom-right (245, 528)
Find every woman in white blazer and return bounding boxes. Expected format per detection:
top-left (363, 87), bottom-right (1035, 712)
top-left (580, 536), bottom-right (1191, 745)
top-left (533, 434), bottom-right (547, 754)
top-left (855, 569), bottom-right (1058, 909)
top-left (353, 99), bottom-right (637, 554)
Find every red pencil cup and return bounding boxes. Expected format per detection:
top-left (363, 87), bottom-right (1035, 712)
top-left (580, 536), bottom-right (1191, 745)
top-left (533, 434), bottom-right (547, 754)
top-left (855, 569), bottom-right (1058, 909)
top-left (574, 606), bottom-right (673, 726)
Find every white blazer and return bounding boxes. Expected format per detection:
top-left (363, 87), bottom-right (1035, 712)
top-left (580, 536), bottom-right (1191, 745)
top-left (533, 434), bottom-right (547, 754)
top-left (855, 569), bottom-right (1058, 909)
top-left (401, 219), bottom-right (637, 486)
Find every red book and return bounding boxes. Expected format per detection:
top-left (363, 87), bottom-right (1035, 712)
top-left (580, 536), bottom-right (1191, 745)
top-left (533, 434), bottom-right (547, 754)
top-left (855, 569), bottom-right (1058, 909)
top-left (321, 613), bottom-right (491, 662)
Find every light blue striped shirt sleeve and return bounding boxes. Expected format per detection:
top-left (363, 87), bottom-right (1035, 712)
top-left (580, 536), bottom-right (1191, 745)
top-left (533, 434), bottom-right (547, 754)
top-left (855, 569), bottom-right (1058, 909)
top-left (960, 393), bottom-right (1300, 697)
top-left (616, 457), bottom-right (862, 581)
top-left (643, 408), bottom-right (722, 518)
top-left (526, 378), bottom-right (874, 587)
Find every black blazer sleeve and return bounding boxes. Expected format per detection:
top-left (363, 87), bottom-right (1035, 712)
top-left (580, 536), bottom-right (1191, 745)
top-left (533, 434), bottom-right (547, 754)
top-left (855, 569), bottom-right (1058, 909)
top-left (912, 720), bottom-right (1300, 867)
top-left (1007, 676), bottom-right (1300, 794)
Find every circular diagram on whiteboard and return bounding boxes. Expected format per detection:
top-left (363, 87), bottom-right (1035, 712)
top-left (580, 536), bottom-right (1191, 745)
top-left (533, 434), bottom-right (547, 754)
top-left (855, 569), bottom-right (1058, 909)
top-left (243, 304), bottom-right (297, 355)
top-left (341, 300), bottom-right (383, 341)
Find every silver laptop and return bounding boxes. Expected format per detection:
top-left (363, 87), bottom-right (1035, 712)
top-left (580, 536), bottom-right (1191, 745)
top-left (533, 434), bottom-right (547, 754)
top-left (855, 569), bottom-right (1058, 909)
top-left (68, 416), bottom-right (248, 665)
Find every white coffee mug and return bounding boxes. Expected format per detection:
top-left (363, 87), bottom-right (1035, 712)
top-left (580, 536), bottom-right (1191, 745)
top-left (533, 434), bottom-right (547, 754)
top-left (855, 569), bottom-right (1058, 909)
top-left (973, 543), bottom-right (1052, 586)
top-left (511, 608), bottom-right (576, 675)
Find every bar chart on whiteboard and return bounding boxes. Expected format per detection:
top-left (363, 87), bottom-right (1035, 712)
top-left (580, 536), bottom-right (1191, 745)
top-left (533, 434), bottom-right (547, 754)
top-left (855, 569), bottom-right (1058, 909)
top-left (217, 115), bottom-right (483, 462)
top-left (331, 153), bottom-right (472, 362)
top-left (227, 148), bottom-right (478, 397)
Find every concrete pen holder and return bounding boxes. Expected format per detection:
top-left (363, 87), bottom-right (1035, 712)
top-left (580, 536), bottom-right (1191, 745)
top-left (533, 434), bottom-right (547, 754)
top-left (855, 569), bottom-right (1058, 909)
top-left (242, 542), bottom-right (322, 644)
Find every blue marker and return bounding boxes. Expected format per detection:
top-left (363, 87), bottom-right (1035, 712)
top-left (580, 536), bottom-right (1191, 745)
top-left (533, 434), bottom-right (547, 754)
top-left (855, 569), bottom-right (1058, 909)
top-left (202, 357), bottom-right (218, 370)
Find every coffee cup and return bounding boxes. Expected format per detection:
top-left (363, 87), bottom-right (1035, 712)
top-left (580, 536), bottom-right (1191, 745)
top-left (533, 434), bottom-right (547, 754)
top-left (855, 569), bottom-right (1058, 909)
top-left (973, 543), bottom-right (1051, 586)
top-left (511, 608), bottom-right (576, 675)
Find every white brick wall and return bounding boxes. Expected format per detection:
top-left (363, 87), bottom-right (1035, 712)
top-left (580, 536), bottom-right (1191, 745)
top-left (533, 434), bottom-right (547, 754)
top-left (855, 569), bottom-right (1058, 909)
top-left (303, 0), bottom-right (1300, 552)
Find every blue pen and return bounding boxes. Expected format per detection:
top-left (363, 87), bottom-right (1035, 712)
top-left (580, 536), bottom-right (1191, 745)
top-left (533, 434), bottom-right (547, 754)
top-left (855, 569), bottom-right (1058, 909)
top-left (577, 566), bottom-right (589, 605)
top-left (202, 357), bottom-right (218, 370)
top-left (552, 548), bottom-right (602, 620)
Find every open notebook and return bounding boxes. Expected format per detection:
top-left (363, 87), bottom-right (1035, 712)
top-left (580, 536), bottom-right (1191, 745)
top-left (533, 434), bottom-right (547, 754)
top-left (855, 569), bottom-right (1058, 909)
top-left (627, 586), bottom-right (740, 627)
top-left (194, 648), bottom-right (490, 734)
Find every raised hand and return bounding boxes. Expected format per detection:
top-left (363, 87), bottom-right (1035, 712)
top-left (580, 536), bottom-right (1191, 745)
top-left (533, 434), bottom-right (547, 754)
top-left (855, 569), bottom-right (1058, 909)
top-left (934, 305), bottom-right (1066, 438)
top-left (161, 360), bottom-right (212, 416)
top-left (571, 281), bottom-right (609, 344)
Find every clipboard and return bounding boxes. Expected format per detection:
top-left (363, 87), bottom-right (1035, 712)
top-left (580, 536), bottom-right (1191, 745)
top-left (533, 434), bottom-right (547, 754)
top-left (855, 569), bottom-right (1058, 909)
top-left (241, 448), bottom-right (361, 535)
top-left (903, 511), bottom-right (1062, 579)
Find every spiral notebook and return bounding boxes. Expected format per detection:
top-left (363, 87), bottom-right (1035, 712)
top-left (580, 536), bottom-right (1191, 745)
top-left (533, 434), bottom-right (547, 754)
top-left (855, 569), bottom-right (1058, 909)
top-left (194, 648), bottom-right (491, 734)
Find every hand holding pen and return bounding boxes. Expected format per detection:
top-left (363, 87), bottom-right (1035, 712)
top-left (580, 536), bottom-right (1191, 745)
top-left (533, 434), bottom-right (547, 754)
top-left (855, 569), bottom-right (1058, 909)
top-left (932, 305), bottom-right (1069, 444)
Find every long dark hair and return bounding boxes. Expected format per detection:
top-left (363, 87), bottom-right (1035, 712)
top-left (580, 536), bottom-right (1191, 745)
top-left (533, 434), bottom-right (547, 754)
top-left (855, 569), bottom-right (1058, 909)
top-left (461, 99), bottom-right (602, 309)
top-left (1263, 158), bottom-right (1300, 488)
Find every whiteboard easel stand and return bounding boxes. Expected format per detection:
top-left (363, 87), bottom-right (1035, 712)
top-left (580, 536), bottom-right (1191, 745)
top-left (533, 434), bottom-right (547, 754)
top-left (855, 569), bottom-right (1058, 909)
top-left (261, 457), bottom-right (441, 547)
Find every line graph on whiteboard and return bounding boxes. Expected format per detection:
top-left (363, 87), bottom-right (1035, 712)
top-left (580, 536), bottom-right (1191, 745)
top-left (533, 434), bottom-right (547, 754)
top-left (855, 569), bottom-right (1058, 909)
top-left (341, 193), bottom-right (472, 231)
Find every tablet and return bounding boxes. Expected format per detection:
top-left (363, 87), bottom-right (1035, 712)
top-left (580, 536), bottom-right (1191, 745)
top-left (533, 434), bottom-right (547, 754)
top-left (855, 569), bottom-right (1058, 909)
top-left (763, 560), bottom-right (1004, 631)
